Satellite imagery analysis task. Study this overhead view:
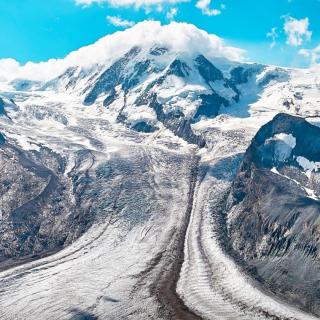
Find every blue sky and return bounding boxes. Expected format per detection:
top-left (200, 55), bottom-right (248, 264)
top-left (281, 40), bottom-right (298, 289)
top-left (0, 0), bottom-right (319, 67)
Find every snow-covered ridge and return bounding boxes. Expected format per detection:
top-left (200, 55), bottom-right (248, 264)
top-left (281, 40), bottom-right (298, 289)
top-left (0, 22), bottom-right (319, 154)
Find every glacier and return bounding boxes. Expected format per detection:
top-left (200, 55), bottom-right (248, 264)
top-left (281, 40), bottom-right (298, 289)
top-left (0, 21), bottom-right (320, 320)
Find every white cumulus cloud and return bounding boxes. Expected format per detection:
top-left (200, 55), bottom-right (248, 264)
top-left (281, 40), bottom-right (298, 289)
top-left (283, 16), bottom-right (312, 46)
top-left (196, 0), bottom-right (221, 16)
top-left (0, 21), bottom-right (245, 82)
top-left (106, 15), bottom-right (135, 27)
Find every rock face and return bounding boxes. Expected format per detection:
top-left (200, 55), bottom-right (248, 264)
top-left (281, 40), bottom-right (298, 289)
top-left (0, 98), bottom-right (4, 115)
top-left (0, 98), bottom-right (7, 117)
top-left (227, 113), bottom-right (320, 315)
top-left (0, 144), bottom-right (100, 269)
top-left (83, 47), bottom-right (143, 106)
top-left (0, 132), bottom-right (5, 144)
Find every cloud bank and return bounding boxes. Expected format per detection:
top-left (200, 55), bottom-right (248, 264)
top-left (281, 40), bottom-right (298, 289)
top-left (75, 0), bottom-right (188, 8)
top-left (76, 0), bottom-right (225, 17)
top-left (0, 21), bottom-right (245, 82)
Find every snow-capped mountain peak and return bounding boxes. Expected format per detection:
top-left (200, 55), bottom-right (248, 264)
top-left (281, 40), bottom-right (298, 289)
top-left (0, 21), bottom-right (244, 83)
top-left (2, 21), bottom-right (320, 320)
top-left (0, 22), bottom-right (319, 154)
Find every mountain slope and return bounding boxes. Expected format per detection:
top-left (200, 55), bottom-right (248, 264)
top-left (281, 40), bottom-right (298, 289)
top-left (227, 113), bottom-right (320, 315)
top-left (0, 21), bottom-right (320, 320)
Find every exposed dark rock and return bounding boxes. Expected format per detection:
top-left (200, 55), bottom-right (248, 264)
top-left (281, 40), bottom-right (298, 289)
top-left (247, 113), bottom-right (320, 168)
top-left (258, 68), bottom-right (289, 87)
top-left (194, 93), bottom-right (229, 119)
top-left (226, 113), bottom-right (320, 316)
top-left (229, 65), bottom-right (262, 85)
top-left (132, 55), bottom-right (238, 141)
top-left (150, 46), bottom-right (168, 56)
top-left (228, 65), bottom-right (263, 102)
top-left (70, 309), bottom-right (98, 320)
top-left (103, 88), bottom-right (117, 107)
top-left (194, 55), bottom-right (239, 107)
top-left (167, 59), bottom-right (190, 78)
top-left (195, 55), bottom-right (223, 83)
top-left (294, 92), bottom-right (303, 100)
top-left (124, 59), bottom-right (151, 90)
top-left (84, 47), bottom-right (141, 105)
top-left (132, 121), bottom-right (158, 133)
top-left (149, 94), bottom-right (205, 147)
top-left (0, 144), bottom-right (99, 266)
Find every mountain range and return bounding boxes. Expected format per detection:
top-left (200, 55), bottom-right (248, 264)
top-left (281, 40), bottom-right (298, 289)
top-left (0, 21), bottom-right (320, 320)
